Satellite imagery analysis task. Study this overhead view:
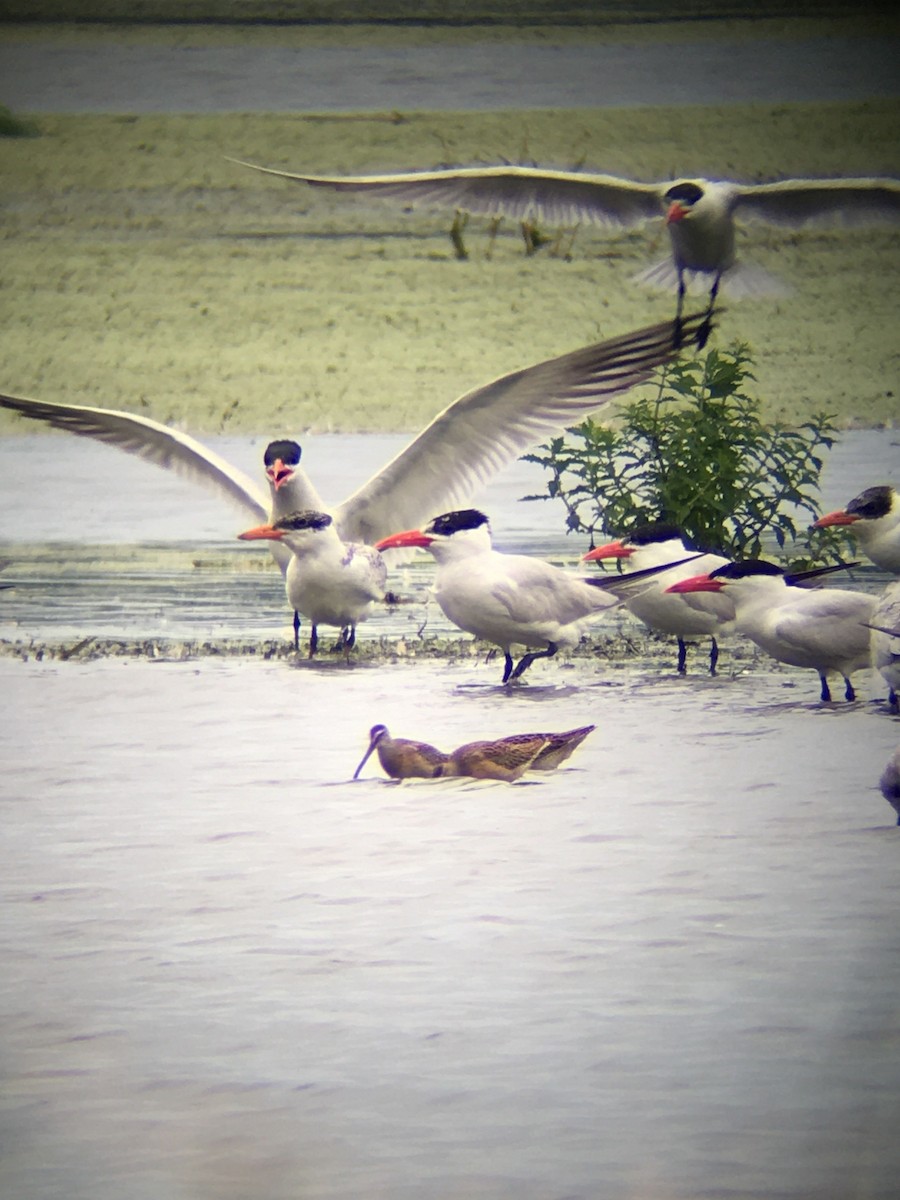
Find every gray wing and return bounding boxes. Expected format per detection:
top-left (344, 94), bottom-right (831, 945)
top-left (733, 177), bottom-right (900, 225)
top-left (228, 158), bottom-right (664, 229)
top-left (0, 391), bottom-right (269, 522)
top-left (334, 314), bottom-right (708, 545)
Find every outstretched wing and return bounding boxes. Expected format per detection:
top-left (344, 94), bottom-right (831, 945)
top-left (334, 314), bottom-right (710, 545)
top-left (228, 158), bottom-right (664, 229)
top-left (733, 177), bottom-right (900, 225)
top-left (0, 392), bottom-right (269, 522)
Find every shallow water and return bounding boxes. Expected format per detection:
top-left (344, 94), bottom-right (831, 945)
top-left (0, 428), bottom-right (897, 641)
top-left (1, 655), bottom-right (898, 1200)
top-left (1, 430), bottom-right (899, 1198)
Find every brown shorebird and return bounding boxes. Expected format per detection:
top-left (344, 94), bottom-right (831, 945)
top-left (353, 724), bottom-right (448, 781)
top-left (353, 724), bottom-right (595, 783)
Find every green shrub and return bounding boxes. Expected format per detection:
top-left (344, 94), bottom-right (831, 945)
top-left (0, 106), bottom-right (39, 138)
top-left (523, 344), bottom-right (843, 565)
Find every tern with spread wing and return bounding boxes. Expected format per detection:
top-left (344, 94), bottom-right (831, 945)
top-left (232, 157), bottom-right (900, 330)
top-left (0, 311), bottom-right (707, 559)
top-left (667, 560), bottom-right (876, 703)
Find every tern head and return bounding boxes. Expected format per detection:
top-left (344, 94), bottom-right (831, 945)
top-left (375, 509), bottom-right (491, 556)
top-left (353, 723), bottom-right (390, 780)
top-left (583, 521), bottom-right (689, 562)
top-left (813, 485), bottom-right (896, 529)
top-left (664, 180), bottom-right (705, 224)
top-left (263, 439), bottom-right (302, 492)
top-left (665, 559), bottom-right (785, 594)
top-left (238, 509), bottom-right (333, 545)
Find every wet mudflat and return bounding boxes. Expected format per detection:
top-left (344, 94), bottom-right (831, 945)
top-left (1, 652), bottom-right (898, 1200)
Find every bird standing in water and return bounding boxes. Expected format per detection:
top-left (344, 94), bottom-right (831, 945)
top-left (353, 724), bottom-right (595, 782)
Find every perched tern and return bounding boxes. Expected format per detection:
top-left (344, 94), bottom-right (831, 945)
top-left (813, 486), bottom-right (900, 574)
top-left (0, 310), bottom-right (709, 555)
top-left (375, 509), bottom-right (691, 683)
top-left (582, 521), bottom-right (859, 674)
top-left (583, 522), bottom-right (733, 674)
top-left (238, 510), bottom-right (386, 655)
top-left (232, 157), bottom-right (900, 330)
top-left (667, 560), bottom-right (876, 703)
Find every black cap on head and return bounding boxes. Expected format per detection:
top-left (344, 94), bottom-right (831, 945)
top-left (846, 486), bottom-right (893, 521)
top-left (627, 521), bottom-right (686, 547)
top-left (273, 510), bottom-right (332, 533)
top-left (711, 560), bottom-right (784, 581)
top-left (264, 440), bottom-right (302, 468)
top-left (665, 181), bottom-right (704, 205)
top-left (426, 510), bottom-right (489, 537)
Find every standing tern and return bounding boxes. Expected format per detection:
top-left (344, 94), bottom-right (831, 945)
top-left (375, 508), bottom-right (695, 683)
top-left (238, 510), bottom-right (387, 655)
top-left (231, 157), bottom-right (900, 331)
top-left (0, 310), bottom-right (709, 555)
top-left (813, 486), bottom-right (900, 574)
top-left (667, 560), bottom-right (876, 703)
top-left (581, 522), bottom-right (858, 675)
top-left (583, 522), bottom-right (733, 674)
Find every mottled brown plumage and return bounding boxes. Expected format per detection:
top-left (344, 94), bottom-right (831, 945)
top-left (353, 724), bottom-right (448, 781)
top-left (354, 724), bottom-right (595, 782)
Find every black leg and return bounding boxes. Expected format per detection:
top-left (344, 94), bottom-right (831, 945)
top-left (501, 652), bottom-right (515, 684)
top-left (819, 672), bottom-right (832, 703)
top-left (709, 636), bottom-right (719, 676)
top-left (889, 687), bottom-right (898, 713)
top-left (843, 675), bottom-right (856, 702)
top-left (292, 609), bottom-right (301, 652)
top-left (674, 269), bottom-right (686, 348)
top-left (698, 271), bottom-right (722, 350)
top-left (308, 624), bottom-right (318, 659)
top-left (677, 637), bottom-right (687, 675)
top-left (509, 641), bottom-right (558, 682)
top-left (450, 210), bottom-right (469, 261)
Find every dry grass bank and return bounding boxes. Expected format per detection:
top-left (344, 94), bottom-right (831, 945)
top-left (1, 102), bottom-right (898, 434)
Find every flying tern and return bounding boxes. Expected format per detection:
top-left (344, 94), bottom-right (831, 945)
top-left (232, 157), bottom-right (900, 331)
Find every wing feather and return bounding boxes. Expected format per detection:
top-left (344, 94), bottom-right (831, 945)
top-left (0, 392), bottom-right (269, 521)
top-left (228, 158), bottom-right (663, 229)
top-left (335, 313), bottom-right (709, 544)
top-left (733, 177), bottom-right (900, 225)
